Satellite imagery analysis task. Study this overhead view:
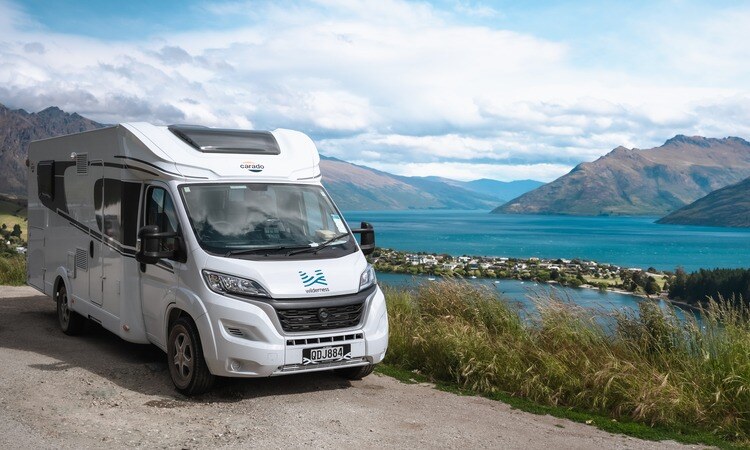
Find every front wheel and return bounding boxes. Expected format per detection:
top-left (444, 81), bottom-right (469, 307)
top-left (56, 284), bottom-right (85, 335)
top-left (167, 317), bottom-right (215, 396)
top-left (335, 364), bottom-right (375, 380)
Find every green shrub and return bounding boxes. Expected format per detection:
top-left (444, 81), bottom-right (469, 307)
top-left (384, 280), bottom-right (750, 443)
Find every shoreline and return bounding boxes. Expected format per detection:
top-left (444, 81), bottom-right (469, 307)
top-left (369, 247), bottom-right (692, 306)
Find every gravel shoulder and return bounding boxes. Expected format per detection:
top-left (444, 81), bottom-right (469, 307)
top-left (0, 286), bottom-right (698, 449)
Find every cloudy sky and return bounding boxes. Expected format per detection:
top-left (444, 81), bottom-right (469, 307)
top-left (2, 0), bottom-right (749, 181)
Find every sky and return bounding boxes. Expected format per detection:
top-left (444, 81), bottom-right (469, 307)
top-left (1, 0), bottom-right (750, 182)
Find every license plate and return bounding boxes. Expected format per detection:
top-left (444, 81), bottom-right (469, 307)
top-left (302, 344), bottom-right (351, 364)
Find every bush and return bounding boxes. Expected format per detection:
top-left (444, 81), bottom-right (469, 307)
top-left (384, 280), bottom-right (750, 443)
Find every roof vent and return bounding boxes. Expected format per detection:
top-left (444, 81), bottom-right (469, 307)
top-left (168, 125), bottom-right (281, 155)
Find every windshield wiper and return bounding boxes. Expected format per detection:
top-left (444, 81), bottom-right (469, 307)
top-left (225, 244), bottom-right (310, 257)
top-left (287, 233), bottom-right (350, 256)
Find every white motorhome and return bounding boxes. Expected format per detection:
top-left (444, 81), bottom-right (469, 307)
top-left (26, 124), bottom-right (388, 395)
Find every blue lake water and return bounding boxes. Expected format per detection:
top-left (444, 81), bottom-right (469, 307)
top-left (344, 210), bottom-right (750, 272)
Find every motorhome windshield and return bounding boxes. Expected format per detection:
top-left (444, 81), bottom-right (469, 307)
top-left (179, 183), bottom-right (356, 259)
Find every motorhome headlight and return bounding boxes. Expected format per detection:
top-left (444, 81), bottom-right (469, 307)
top-left (202, 270), bottom-right (269, 298)
top-left (359, 264), bottom-right (377, 291)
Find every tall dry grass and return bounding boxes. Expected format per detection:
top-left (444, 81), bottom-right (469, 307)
top-left (384, 280), bottom-right (750, 441)
top-left (0, 256), bottom-right (26, 285)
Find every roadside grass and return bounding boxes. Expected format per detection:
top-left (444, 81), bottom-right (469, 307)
top-left (381, 281), bottom-right (750, 447)
top-left (0, 256), bottom-right (26, 285)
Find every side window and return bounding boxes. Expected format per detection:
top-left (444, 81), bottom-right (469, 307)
top-left (93, 179), bottom-right (141, 247)
top-left (37, 161), bottom-right (55, 201)
top-left (145, 187), bottom-right (180, 252)
top-left (301, 190), bottom-right (325, 236)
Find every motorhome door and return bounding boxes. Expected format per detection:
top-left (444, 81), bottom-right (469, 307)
top-left (139, 183), bottom-right (180, 348)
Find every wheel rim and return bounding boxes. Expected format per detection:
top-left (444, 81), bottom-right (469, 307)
top-left (58, 288), bottom-right (70, 328)
top-left (172, 331), bottom-right (194, 385)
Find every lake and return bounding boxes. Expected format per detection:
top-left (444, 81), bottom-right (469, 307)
top-left (344, 210), bottom-right (750, 272)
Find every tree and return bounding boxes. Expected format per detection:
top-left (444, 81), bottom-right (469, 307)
top-left (10, 224), bottom-right (22, 238)
top-left (645, 279), bottom-right (661, 295)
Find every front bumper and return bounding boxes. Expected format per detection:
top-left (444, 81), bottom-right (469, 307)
top-left (195, 286), bottom-right (388, 377)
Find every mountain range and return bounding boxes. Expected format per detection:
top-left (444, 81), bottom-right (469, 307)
top-left (494, 135), bottom-right (750, 217)
top-left (657, 176), bottom-right (750, 228)
top-left (0, 103), bottom-right (537, 210)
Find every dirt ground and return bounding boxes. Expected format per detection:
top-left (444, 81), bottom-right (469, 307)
top-left (0, 286), bottom-right (699, 449)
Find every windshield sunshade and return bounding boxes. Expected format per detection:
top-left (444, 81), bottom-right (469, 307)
top-left (169, 125), bottom-right (281, 155)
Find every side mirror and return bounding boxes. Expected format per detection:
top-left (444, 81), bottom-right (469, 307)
top-left (136, 225), bottom-right (178, 264)
top-left (351, 221), bottom-right (375, 256)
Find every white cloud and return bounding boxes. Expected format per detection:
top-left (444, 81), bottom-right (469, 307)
top-left (0, 0), bottom-right (749, 182)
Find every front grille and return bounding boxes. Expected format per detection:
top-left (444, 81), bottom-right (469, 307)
top-left (277, 302), bottom-right (364, 332)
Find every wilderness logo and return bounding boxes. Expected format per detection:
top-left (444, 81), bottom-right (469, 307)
top-left (299, 269), bottom-right (330, 293)
top-left (240, 161), bottom-right (264, 173)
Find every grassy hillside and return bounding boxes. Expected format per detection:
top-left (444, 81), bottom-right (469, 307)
top-left (0, 198), bottom-right (27, 239)
top-left (658, 176), bottom-right (750, 227)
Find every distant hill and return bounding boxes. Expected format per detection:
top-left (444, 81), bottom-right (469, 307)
top-left (0, 103), bottom-right (501, 211)
top-left (0, 103), bottom-right (103, 196)
top-left (319, 156), bottom-right (499, 210)
top-left (657, 176), bottom-right (750, 227)
top-left (494, 135), bottom-right (750, 216)
top-left (420, 177), bottom-right (543, 202)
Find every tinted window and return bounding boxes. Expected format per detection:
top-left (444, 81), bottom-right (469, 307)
top-left (37, 161), bottom-right (55, 201)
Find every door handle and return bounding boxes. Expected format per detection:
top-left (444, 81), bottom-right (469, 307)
top-left (89, 240), bottom-right (94, 258)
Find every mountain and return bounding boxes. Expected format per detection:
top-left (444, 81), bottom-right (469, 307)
top-left (0, 103), bottom-right (500, 211)
top-left (319, 156), bottom-right (499, 210)
top-left (657, 176), bottom-right (750, 227)
top-left (494, 135), bottom-right (750, 216)
top-left (420, 177), bottom-right (543, 202)
top-left (0, 104), bottom-right (104, 196)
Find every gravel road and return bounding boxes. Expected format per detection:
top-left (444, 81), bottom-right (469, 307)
top-left (0, 286), bottom-right (698, 449)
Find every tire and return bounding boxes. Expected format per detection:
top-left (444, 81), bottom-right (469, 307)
top-left (167, 317), bottom-right (215, 396)
top-left (335, 364), bottom-right (375, 380)
top-left (56, 284), bottom-right (85, 336)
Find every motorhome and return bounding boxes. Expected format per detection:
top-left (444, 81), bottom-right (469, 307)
top-left (26, 124), bottom-right (388, 395)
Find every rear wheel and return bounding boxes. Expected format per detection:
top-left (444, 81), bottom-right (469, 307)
top-left (335, 364), bottom-right (375, 380)
top-left (167, 317), bottom-right (215, 396)
top-left (56, 284), bottom-right (85, 335)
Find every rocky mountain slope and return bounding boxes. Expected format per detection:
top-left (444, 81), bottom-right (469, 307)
top-left (494, 135), bottom-right (750, 216)
top-left (657, 176), bottom-right (750, 227)
top-left (0, 104), bottom-right (102, 196)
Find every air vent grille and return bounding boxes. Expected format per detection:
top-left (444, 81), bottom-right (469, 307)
top-left (75, 153), bottom-right (88, 175)
top-left (286, 333), bottom-right (363, 347)
top-left (276, 302), bottom-right (364, 332)
top-left (74, 248), bottom-right (88, 271)
top-left (226, 327), bottom-right (244, 337)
